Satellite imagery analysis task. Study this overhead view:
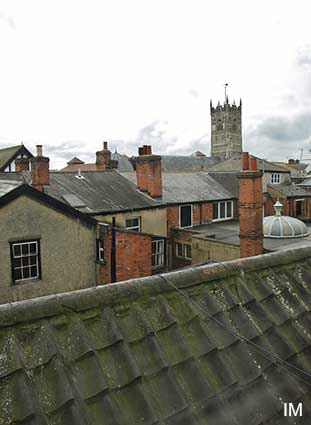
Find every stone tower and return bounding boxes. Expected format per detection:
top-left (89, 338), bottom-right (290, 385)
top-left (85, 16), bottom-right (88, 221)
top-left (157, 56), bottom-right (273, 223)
top-left (210, 97), bottom-right (242, 159)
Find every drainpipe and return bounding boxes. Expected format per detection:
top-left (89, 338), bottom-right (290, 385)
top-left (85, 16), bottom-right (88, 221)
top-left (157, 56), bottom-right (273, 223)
top-left (111, 217), bottom-right (116, 283)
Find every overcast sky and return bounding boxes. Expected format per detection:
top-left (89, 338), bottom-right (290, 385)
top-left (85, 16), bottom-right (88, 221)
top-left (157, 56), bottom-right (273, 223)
top-left (0, 0), bottom-right (310, 169)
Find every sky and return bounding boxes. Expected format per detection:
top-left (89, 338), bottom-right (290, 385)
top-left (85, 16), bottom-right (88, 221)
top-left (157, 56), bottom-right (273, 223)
top-left (0, 0), bottom-right (310, 169)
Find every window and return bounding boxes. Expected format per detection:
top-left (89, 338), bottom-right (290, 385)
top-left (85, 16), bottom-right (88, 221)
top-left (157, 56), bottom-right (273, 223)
top-left (232, 119), bottom-right (237, 132)
top-left (96, 239), bottom-right (104, 262)
top-left (217, 119), bottom-right (222, 131)
top-left (212, 201), bottom-right (233, 221)
top-left (296, 199), bottom-right (304, 217)
top-left (125, 217), bottom-right (141, 231)
top-left (176, 242), bottom-right (184, 258)
top-left (270, 173), bottom-right (281, 184)
top-left (179, 205), bottom-right (192, 228)
top-left (175, 243), bottom-right (192, 260)
top-left (11, 240), bottom-right (41, 283)
top-left (152, 239), bottom-right (165, 268)
top-left (184, 244), bottom-right (192, 260)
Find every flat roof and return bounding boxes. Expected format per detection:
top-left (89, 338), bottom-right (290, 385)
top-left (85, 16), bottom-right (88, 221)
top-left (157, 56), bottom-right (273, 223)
top-left (188, 220), bottom-right (311, 252)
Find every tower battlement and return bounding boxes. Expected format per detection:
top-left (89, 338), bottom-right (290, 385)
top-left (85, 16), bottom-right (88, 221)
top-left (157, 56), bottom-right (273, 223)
top-left (210, 97), bottom-right (242, 160)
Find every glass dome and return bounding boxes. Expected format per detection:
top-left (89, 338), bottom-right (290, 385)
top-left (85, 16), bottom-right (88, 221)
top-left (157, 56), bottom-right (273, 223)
top-left (263, 200), bottom-right (309, 239)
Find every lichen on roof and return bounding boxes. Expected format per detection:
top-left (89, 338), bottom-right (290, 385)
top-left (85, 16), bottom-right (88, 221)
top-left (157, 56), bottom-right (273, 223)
top-left (1, 247), bottom-right (311, 424)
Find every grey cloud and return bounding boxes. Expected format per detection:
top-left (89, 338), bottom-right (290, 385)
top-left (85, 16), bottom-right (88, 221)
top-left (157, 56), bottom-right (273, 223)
top-left (245, 112), bottom-right (311, 160)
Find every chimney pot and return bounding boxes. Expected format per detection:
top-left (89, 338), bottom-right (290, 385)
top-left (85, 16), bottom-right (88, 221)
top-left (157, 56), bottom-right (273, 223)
top-left (138, 147), bottom-right (144, 156)
top-left (36, 145), bottom-right (43, 157)
top-left (242, 152), bottom-right (249, 170)
top-left (103, 141), bottom-right (108, 150)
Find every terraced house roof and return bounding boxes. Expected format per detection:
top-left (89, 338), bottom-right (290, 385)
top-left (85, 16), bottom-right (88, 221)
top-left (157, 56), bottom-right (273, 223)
top-left (1, 247), bottom-right (311, 424)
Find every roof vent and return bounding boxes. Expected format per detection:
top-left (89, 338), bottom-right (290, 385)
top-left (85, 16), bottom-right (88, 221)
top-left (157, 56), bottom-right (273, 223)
top-left (75, 169), bottom-right (85, 180)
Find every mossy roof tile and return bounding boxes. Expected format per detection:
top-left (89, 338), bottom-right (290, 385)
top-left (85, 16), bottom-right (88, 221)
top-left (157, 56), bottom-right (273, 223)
top-left (1, 247), bottom-right (311, 423)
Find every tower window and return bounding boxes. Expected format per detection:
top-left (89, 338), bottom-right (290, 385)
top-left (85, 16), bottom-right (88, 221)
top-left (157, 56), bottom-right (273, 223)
top-left (217, 120), bottom-right (222, 131)
top-left (232, 119), bottom-right (237, 132)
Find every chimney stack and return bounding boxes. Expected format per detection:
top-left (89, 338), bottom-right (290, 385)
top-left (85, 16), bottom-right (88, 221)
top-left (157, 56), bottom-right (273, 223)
top-left (238, 153), bottom-right (263, 258)
top-left (136, 145), bottom-right (162, 198)
top-left (15, 158), bottom-right (29, 172)
top-left (96, 141), bottom-right (113, 170)
top-left (30, 145), bottom-right (50, 191)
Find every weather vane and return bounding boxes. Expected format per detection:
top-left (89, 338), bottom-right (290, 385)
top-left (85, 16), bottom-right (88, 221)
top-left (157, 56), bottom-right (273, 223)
top-left (224, 83), bottom-right (228, 102)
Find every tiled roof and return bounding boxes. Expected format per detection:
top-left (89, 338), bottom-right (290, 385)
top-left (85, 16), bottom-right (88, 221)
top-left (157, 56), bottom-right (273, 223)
top-left (0, 179), bottom-right (23, 197)
top-left (1, 247), bottom-right (311, 424)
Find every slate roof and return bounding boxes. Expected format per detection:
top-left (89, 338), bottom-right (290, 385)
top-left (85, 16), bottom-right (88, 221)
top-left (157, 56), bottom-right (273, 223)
top-left (1, 247), bottom-right (311, 424)
top-left (160, 155), bottom-right (220, 172)
top-left (208, 172), bottom-right (239, 198)
top-left (45, 171), bottom-right (158, 214)
top-left (122, 172), bottom-right (235, 204)
top-left (112, 152), bottom-right (135, 172)
top-left (268, 183), bottom-right (311, 197)
top-left (298, 177), bottom-right (311, 186)
top-left (0, 144), bottom-right (33, 171)
top-left (161, 172), bottom-right (234, 203)
top-left (0, 179), bottom-right (23, 197)
top-left (208, 153), bottom-right (289, 173)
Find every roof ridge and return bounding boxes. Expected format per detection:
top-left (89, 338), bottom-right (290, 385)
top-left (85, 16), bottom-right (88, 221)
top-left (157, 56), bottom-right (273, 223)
top-left (0, 246), bottom-right (310, 326)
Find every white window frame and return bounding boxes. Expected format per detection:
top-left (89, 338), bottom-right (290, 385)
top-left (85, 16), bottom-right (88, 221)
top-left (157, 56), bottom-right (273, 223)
top-left (175, 242), bottom-right (184, 258)
top-left (175, 242), bottom-right (192, 260)
top-left (152, 239), bottom-right (165, 269)
top-left (179, 204), bottom-right (193, 229)
top-left (270, 173), bottom-right (281, 184)
top-left (125, 216), bottom-right (141, 232)
top-left (184, 244), bottom-right (192, 260)
top-left (11, 240), bottom-right (40, 283)
top-left (212, 200), bottom-right (233, 222)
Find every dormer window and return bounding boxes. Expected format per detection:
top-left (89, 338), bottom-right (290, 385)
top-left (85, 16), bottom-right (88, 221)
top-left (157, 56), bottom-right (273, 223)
top-left (270, 173), bottom-right (280, 184)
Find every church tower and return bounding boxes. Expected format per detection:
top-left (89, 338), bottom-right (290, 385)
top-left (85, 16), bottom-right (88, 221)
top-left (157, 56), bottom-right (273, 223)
top-left (210, 96), bottom-right (242, 160)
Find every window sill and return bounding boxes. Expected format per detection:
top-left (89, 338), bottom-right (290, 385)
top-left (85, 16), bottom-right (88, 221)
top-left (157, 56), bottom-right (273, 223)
top-left (212, 217), bottom-right (233, 222)
top-left (12, 278), bottom-right (41, 287)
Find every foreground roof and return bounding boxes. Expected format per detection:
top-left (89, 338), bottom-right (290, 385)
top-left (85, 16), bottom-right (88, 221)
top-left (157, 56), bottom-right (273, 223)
top-left (1, 247), bottom-right (311, 424)
top-left (45, 170), bottom-right (157, 213)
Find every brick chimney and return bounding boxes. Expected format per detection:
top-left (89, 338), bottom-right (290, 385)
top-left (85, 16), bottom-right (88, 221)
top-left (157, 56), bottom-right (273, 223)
top-left (15, 158), bottom-right (29, 172)
top-left (238, 152), bottom-right (263, 258)
top-left (96, 141), bottom-right (113, 170)
top-left (136, 145), bottom-right (162, 198)
top-left (30, 145), bottom-right (49, 192)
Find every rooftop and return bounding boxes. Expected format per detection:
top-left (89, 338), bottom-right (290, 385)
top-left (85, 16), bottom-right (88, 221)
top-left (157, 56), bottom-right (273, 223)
top-left (1, 247), bottom-right (311, 423)
top-left (188, 220), bottom-right (311, 252)
top-left (122, 172), bottom-right (235, 204)
top-left (208, 153), bottom-right (290, 173)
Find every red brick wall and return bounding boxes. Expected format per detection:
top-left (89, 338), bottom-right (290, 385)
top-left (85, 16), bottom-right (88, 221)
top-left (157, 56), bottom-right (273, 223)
top-left (15, 158), bottom-right (29, 172)
top-left (238, 170), bottom-right (263, 258)
top-left (136, 156), bottom-right (162, 198)
top-left (201, 203), bottom-right (213, 223)
top-left (115, 230), bottom-right (152, 281)
top-left (167, 206), bottom-right (179, 231)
